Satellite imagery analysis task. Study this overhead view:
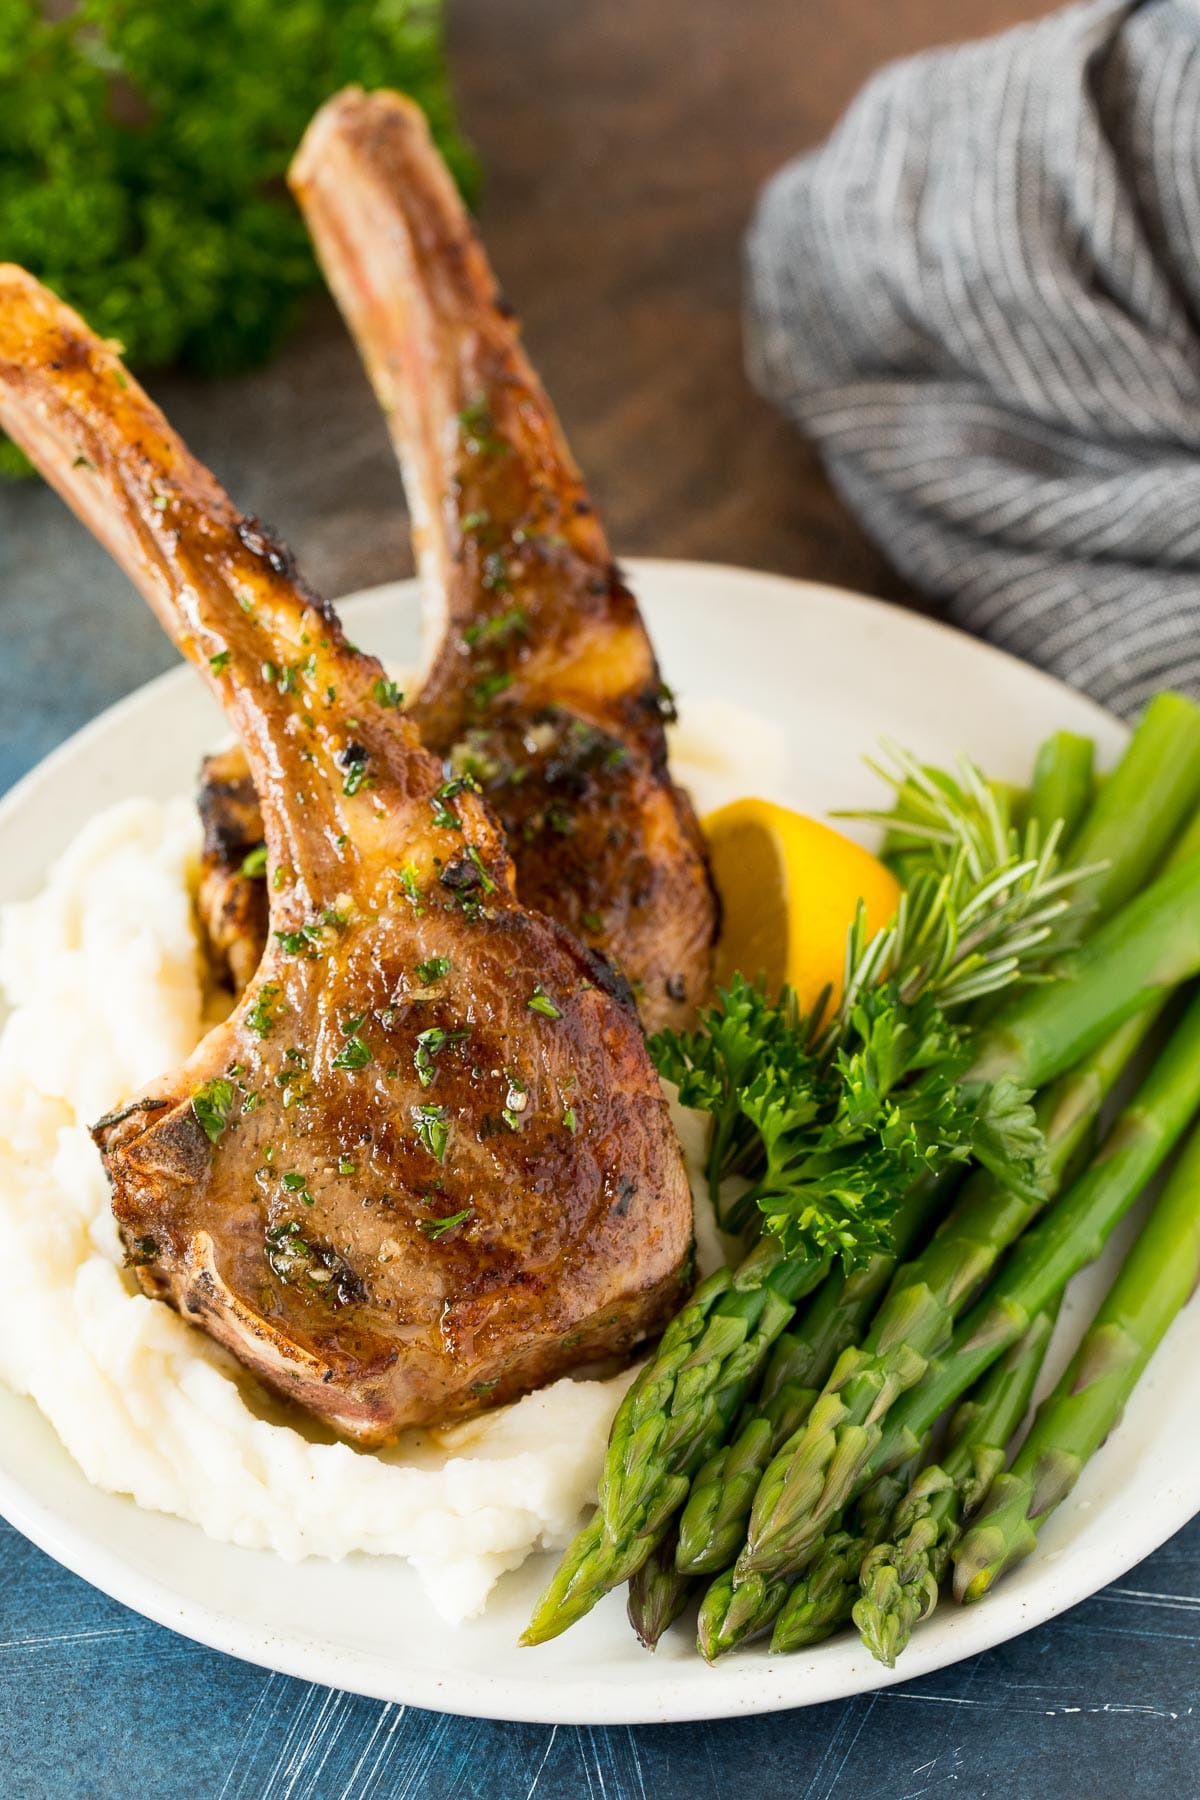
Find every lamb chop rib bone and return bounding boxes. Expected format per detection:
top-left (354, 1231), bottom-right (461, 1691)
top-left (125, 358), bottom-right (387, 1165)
top-left (0, 266), bottom-right (692, 1444)
top-left (200, 89), bottom-right (716, 1033)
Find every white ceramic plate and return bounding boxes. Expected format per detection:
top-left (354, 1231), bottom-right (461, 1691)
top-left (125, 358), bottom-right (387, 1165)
top-left (1, 558), bottom-right (1191, 1727)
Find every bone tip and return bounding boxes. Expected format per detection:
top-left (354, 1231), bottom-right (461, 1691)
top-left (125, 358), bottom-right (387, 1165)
top-left (288, 86), bottom-right (431, 192)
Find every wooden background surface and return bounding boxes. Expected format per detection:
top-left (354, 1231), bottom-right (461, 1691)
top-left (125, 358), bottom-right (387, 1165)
top-left (9, 4), bottom-right (1199, 1798)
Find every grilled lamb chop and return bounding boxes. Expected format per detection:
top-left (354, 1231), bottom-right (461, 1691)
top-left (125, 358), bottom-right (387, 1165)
top-left (197, 88), bottom-right (717, 1033)
top-left (0, 266), bottom-right (693, 1444)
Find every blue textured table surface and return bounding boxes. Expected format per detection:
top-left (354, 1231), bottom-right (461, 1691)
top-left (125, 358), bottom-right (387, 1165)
top-left (5, 473), bottom-right (1200, 1800)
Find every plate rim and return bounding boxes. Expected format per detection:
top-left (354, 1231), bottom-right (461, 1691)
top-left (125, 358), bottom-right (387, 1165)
top-left (3, 556), bottom-right (1174, 1727)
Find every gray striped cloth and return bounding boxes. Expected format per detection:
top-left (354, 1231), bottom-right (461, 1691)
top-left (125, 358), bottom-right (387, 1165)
top-left (745, 0), bottom-right (1200, 718)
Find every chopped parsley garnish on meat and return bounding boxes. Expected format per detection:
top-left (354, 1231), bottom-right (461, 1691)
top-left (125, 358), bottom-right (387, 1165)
top-left (192, 1077), bottom-right (236, 1143)
top-left (417, 1207), bottom-right (472, 1240)
top-left (414, 955), bottom-right (452, 986)
top-left (466, 845), bottom-right (497, 894)
top-left (480, 550), bottom-right (511, 594)
top-left (341, 754), bottom-right (369, 797)
top-left (245, 983), bottom-right (283, 1038)
top-left (430, 775), bottom-right (477, 830)
top-left (414, 1026), bottom-right (471, 1088)
top-left (414, 1104), bottom-right (451, 1163)
top-left (502, 1072), bottom-right (530, 1130)
top-left (527, 985), bottom-right (562, 1020)
top-left (457, 393), bottom-right (508, 458)
top-left (332, 1025), bottom-right (371, 1070)
top-left (265, 1222), bottom-right (363, 1304)
top-left (470, 670), bottom-right (514, 710)
top-left (463, 605), bottom-right (528, 651)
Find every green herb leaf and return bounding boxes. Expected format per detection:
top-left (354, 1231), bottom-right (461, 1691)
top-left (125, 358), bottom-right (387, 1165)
top-left (466, 845), bottom-right (498, 895)
top-left (245, 983), bottom-right (282, 1039)
top-left (430, 775), bottom-right (477, 830)
top-left (457, 393), bottom-right (508, 457)
top-left (417, 1207), bottom-right (472, 1240)
top-left (240, 844), bottom-right (268, 878)
top-left (414, 1026), bottom-right (471, 1088)
top-left (414, 1104), bottom-right (451, 1164)
top-left (192, 1077), bottom-right (236, 1144)
top-left (342, 755), bottom-right (369, 797)
top-left (528, 985), bottom-right (562, 1020)
top-left (470, 670), bottom-right (514, 710)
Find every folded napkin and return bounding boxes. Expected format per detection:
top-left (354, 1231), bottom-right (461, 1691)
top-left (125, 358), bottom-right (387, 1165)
top-left (745, 0), bottom-right (1200, 718)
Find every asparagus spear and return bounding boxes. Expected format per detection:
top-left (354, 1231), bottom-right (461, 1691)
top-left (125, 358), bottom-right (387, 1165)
top-left (967, 850), bottom-right (1200, 1090)
top-left (853, 1301), bottom-right (1059, 1665)
top-left (767, 1452), bottom-right (928, 1655)
top-left (675, 1171), bottom-right (950, 1577)
top-left (953, 1113), bottom-right (1200, 1602)
top-left (520, 1238), bottom-right (826, 1643)
top-left (627, 1526), bottom-right (692, 1650)
top-left (695, 1563), bottom-right (788, 1661)
top-left (874, 986), bottom-right (1200, 1487)
top-left (1066, 692), bottom-right (1200, 921)
top-left (1025, 732), bottom-right (1094, 852)
top-left (698, 1447), bottom-right (926, 1660)
top-left (734, 1006), bottom-right (1156, 1586)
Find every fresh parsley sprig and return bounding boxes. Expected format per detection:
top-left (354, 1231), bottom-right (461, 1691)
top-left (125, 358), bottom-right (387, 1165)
top-left (651, 743), bottom-right (1095, 1269)
top-left (0, 0), bottom-right (475, 479)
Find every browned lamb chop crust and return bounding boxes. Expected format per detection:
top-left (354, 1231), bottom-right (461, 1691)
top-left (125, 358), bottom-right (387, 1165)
top-left (196, 745), bottom-right (271, 995)
top-left (0, 266), bottom-right (693, 1446)
top-left (196, 88), bottom-right (717, 1034)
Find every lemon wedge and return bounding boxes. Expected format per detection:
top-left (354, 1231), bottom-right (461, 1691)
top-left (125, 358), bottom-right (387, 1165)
top-left (704, 797), bottom-right (901, 1015)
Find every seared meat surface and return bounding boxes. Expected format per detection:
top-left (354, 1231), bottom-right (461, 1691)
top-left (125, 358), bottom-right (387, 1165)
top-left (0, 267), bottom-right (693, 1445)
top-left (198, 89), bottom-right (717, 1032)
top-left (197, 745), bottom-right (271, 994)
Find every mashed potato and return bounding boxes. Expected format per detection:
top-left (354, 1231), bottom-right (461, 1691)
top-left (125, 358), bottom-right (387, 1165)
top-left (0, 710), bottom-right (781, 1623)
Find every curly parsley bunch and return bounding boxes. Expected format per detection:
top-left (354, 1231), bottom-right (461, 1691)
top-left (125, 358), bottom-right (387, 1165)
top-left (0, 0), bottom-right (475, 475)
